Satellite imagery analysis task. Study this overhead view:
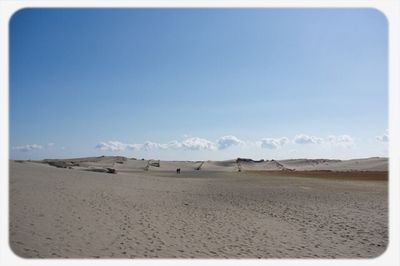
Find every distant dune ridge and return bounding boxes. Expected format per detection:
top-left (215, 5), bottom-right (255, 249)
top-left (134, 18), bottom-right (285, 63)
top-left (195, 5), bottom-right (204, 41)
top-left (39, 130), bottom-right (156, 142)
top-left (27, 156), bottom-right (388, 174)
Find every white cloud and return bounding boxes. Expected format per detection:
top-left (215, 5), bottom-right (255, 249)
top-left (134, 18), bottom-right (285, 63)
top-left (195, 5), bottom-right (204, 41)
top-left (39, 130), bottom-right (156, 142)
top-left (327, 135), bottom-right (354, 147)
top-left (95, 134), bottom-right (358, 153)
top-left (260, 137), bottom-right (289, 149)
top-left (293, 134), bottom-right (323, 144)
top-left (141, 141), bottom-right (165, 151)
top-left (217, 135), bottom-right (243, 150)
top-left (293, 134), bottom-right (354, 147)
top-left (126, 144), bottom-right (142, 150)
top-left (166, 140), bottom-right (183, 149)
top-left (181, 137), bottom-right (216, 150)
top-left (96, 137), bottom-right (216, 152)
top-left (12, 144), bottom-right (43, 152)
top-left (376, 131), bottom-right (388, 142)
top-left (95, 141), bottom-right (136, 152)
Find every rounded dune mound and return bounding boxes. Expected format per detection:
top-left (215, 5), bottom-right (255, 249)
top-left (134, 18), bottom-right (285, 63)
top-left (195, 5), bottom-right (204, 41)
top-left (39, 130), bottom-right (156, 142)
top-left (279, 157), bottom-right (387, 172)
top-left (239, 159), bottom-right (289, 171)
top-left (279, 159), bottom-right (342, 171)
top-left (201, 160), bottom-right (238, 171)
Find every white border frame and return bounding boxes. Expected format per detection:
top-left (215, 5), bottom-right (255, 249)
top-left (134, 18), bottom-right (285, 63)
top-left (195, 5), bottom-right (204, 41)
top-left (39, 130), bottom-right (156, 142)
top-left (1, 1), bottom-right (399, 266)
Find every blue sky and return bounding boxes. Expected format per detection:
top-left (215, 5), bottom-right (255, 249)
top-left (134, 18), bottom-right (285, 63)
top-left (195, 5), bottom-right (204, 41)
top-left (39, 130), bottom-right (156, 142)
top-left (9, 8), bottom-right (388, 160)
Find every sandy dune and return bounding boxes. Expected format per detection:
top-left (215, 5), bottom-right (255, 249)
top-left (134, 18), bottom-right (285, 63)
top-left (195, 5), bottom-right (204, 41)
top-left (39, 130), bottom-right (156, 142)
top-left (9, 157), bottom-right (388, 258)
top-left (35, 156), bottom-right (388, 173)
top-left (279, 157), bottom-right (388, 171)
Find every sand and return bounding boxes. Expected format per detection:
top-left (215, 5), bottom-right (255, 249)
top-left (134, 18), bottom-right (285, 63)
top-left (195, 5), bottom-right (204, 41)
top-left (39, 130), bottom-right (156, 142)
top-left (9, 157), bottom-right (388, 258)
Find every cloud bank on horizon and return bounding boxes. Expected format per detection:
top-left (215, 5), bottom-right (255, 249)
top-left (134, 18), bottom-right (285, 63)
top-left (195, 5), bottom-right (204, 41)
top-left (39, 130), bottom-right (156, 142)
top-left (92, 134), bottom-right (365, 152)
top-left (61, 133), bottom-right (379, 153)
top-left (12, 143), bottom-right (55, 152)
top-left (376, 131), bottom-right (389, 142)
top-left (10, 132), bottom-right (388, 160)
top-left (11, 134), bottom-right (364, 154)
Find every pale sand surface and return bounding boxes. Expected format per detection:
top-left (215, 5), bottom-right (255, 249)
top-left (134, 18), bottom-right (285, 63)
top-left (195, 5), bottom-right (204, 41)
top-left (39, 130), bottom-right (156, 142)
top-left (10, 159), bottom-right (387, 258)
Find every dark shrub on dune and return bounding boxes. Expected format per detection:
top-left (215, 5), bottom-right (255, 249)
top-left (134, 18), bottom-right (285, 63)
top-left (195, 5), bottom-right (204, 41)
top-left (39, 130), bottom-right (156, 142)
top-left (106, 168), bottom-right (116, 174)
top-left (47, 161), bottom-right (68, 168)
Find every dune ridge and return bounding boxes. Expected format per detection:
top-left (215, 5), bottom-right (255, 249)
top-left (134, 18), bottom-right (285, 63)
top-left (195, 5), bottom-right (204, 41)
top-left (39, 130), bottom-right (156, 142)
top-left (26, 156), bottom-right (388, 174)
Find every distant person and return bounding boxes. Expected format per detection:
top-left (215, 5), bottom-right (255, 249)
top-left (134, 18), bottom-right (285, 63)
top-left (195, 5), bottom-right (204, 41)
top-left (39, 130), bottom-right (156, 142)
top-left (176, 168), bottom-right (181, 174)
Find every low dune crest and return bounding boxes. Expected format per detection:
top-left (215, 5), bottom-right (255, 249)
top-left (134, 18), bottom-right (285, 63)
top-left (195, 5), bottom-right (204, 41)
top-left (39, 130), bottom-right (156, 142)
top-left (25, 156), bottom-right (388, 174)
